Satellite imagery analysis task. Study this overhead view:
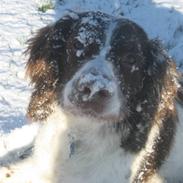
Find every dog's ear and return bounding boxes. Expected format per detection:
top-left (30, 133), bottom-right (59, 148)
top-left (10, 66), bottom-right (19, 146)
top-left (144, 40), bottom-right (177, 99)
top-left (133, 39), bottom-right (177, 140)
top-left (145, 40), bottom-right (171, 81)
top-left (25, 16), bottom-right (75, 122)
top-left (139, 40), bottom-right (178, 122)
top-left (25, 25), bottom-right (52, 84)
top-left (128, 40), bottom-right (178, 182)
top-left (121, 39), bottom-right (178, 155)
top-left (25, 16), bottom-right (75, 86)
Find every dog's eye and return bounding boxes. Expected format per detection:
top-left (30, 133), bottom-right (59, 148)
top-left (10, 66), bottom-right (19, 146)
top-left (127, 57), bottom-right (136, 65)
top-left (123, 55), bottom-right (136, 65)
top-left (73, 40), bottom-right (84, 50)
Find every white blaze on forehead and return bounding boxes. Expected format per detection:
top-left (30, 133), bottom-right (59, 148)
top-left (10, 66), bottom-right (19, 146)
top-left (93, 21), bottom-right (127, 117)
top-left (100, 20), bottom-right (117, 58)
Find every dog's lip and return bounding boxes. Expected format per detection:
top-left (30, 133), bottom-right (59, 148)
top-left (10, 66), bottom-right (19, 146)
top-left (62, 104), bottom-right (122, 122)
top-left (76, 99), bottom-right (108, 113)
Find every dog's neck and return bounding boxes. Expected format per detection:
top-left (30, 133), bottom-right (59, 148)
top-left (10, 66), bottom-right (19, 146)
top-left (35, 106), bottom-right (123, 158)
top-left (33, 106), bottom-right (137, 183)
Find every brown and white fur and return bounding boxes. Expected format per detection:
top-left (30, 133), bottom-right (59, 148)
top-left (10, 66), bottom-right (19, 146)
top-left (0, 11), bottom-right (183, 183)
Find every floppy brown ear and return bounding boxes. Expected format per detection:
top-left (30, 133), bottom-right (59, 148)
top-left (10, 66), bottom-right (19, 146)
top-left (121, 39), bottom-right (178, 152)
top-left (146, 40), bottom-right (171, 80)
top-left (143, 39), bottom-right (178, 101)
top-left (26, 25), bottom-right (53, 85)
top-left (130, 40), bottom-right (178, 182)
top-left (25, 16), bottom-right (75, 122)
top-left (176, 74), bottom-right (183, 104)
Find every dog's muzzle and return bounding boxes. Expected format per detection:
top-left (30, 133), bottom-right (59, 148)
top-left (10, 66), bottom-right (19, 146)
top-left (72, 70), bottom-right (115, 112)
top-left (63, 60), bottom-right (121, 116)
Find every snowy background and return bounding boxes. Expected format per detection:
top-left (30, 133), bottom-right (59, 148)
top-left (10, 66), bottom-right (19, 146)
top-left (0, 0), bottom-right (183, 181)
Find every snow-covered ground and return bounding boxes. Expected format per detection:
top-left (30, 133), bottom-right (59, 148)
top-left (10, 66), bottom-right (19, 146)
top-left (0, 0), bottom-right (55, 133)
top-left (0, 0), bottom-right (183, 182)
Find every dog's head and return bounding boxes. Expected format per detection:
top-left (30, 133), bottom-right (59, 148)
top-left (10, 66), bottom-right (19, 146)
top-left (26, 11), bottom-right (178, 135)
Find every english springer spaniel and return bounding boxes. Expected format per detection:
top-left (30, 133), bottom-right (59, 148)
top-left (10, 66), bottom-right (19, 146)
top-left (1, 11), bottom-right (183, 183)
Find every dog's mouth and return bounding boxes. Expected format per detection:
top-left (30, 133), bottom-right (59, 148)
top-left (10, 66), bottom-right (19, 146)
top-left (62, 103), bottom-right (124, 122)
top-left (62, 84), bottom-right (123, 122)
top-left (62, 87), bottom-right (125, 122)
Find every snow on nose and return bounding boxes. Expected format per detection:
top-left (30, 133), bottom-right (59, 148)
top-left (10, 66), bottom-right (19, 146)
top-left (76, 72), bottom-right (115, 102)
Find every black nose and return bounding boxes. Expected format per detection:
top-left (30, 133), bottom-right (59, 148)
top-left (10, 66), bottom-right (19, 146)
top-left (78, 82), bottom-right (111, 101)
top-left (70, 73), bottom-right (114, 112)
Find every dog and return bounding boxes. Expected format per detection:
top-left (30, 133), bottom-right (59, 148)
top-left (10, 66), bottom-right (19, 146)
top-left (0, 11), bottom-right (183, 183)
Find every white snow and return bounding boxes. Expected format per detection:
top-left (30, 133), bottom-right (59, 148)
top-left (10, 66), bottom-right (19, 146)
top-left (0, 0), bottom-right (183, 182)
top-left (0, 0), bottom-right (55, 133)
top-left (78, 74), bottom-right (114, 101)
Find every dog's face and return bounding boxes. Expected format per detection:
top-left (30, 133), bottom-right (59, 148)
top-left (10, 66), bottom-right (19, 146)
top-left (61, 12), bottom-right (149, 121)
top-left (26, 11), bottom-right (177, 135)
top-left (62, 13), bottom-right (126, 120)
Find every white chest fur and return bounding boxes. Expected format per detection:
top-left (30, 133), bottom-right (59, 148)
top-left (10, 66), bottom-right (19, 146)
top-left (34, 109), bottom-right (135, 183)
